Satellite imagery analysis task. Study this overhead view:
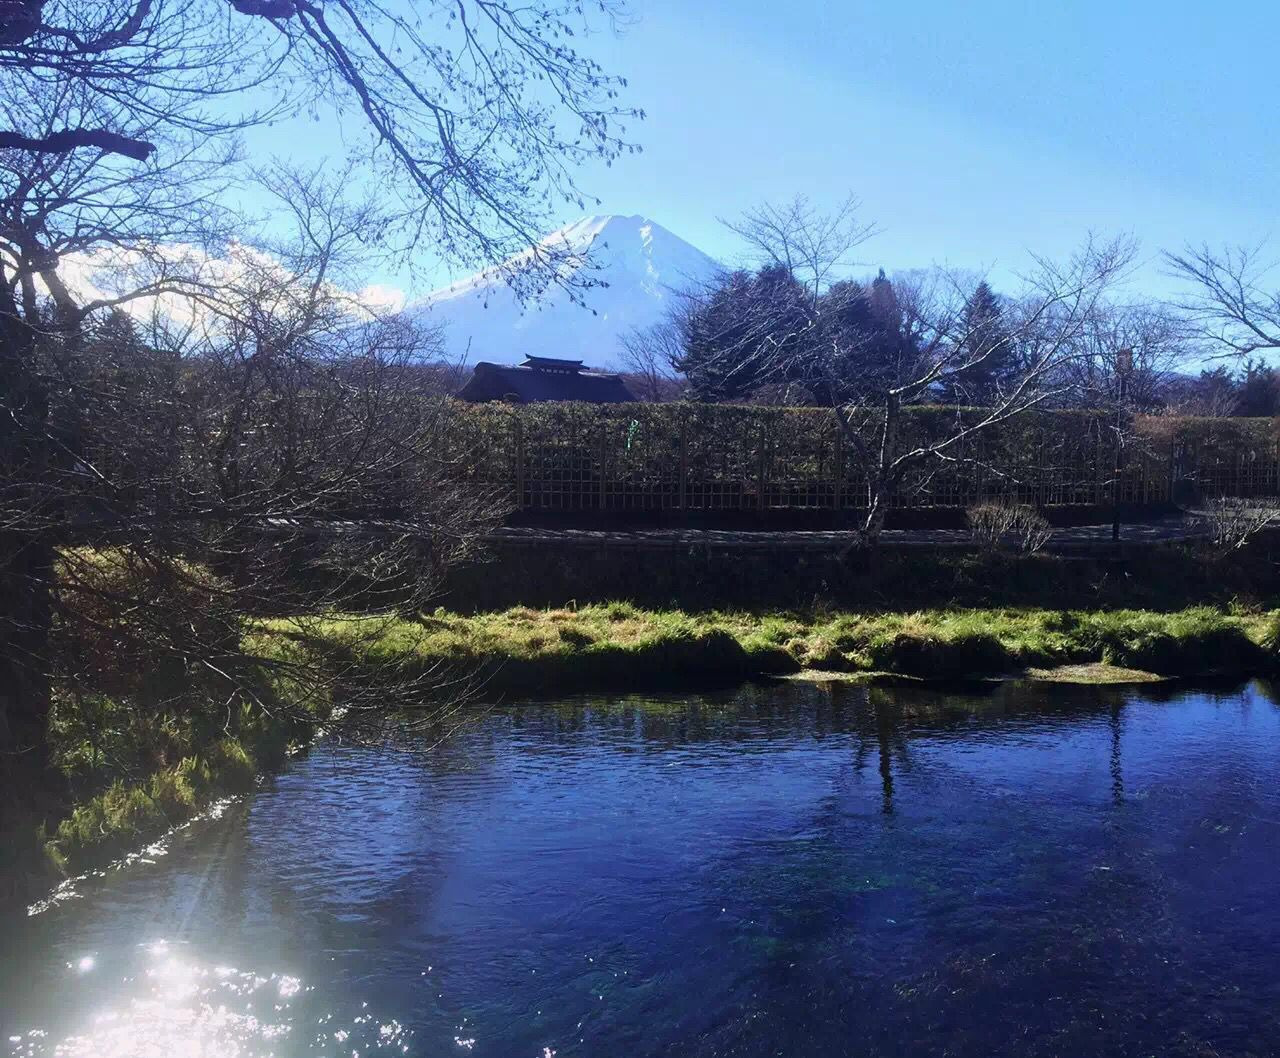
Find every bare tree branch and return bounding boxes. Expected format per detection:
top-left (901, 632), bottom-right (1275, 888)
top-left (0, 127), bottom-right (154, 160)
top-left (1165, 242), bottom-right (1280, 357)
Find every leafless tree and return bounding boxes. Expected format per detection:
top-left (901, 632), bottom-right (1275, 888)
top-left (720, 193), bottom-right (878, 304)
top-left (1045, 301), bottom-right (1197, 524)
top-left (1162, 368), bottom-right (1241, 418)
top-left (38, 173), bottom-right (508, 756)
top-left (0, 0), bottom-right (634, 853)
top-left (848, 244), bottom-right (1135, 537)
top-left (678, 198), bottom-right (1136, 540)
top-left (1060, 302), bottom-right (1195, 412)
top-left (618, 319), bottom-right (686, 401)
top-left (1165, 242), bottom-right (1280, 359)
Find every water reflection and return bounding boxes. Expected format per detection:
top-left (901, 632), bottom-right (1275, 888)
top-left (5, 678), bottom-right (1280, 1057)
top-left (1110, 701), bottom-right (1125, 803)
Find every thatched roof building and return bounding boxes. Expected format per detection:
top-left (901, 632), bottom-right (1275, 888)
top-left (459, 356), bottom-right (635, 404)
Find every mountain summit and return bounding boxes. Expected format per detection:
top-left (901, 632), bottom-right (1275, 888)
top-left (407, 214), bottom-right (722, 367)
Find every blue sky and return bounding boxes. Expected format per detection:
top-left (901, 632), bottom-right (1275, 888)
top-left (251, 0), bottom-right (1280, 300)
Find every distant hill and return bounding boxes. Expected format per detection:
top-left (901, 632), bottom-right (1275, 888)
top-left (405, 214), bottom-right (722, 368)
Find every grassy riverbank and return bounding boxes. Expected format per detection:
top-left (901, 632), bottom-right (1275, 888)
top-left (269, 603), bottom-right (1280, 694)
top-left (6, 555), bottom-right (328, 898)
top-left (39, 697), bottom-right (314, 878)
top-left (17, 598), bottom-right (1280, 902)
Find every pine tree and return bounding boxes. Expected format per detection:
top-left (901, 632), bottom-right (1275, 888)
top-left (810, 273), bottom-right (910, 399)
top-left (676, 265), bottom-right (811, 401)
top-left (1237, 358), bottom-right (1280, 417)
top-left (940, 282), bottom-right (1014, 407)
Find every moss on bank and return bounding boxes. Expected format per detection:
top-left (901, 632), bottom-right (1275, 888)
top-left (41, 707), bottom-right (310, 876)
top-left (3, 551), bottom-right (332, 895)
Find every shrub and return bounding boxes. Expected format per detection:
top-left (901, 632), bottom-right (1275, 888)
top-left (966, 502), bottom-right (1052, 554)
top-left (1202, 497), bottom-right (1280, 553)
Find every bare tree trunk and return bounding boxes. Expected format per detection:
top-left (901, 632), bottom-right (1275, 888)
top-left (0, 304), bottom-right (57, 832)
top-left (862, 493), bottom-right (888, 543)
top-left (861, 395), bottom-right (900, 545)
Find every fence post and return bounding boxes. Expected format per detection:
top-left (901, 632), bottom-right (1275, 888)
top-left (1094, 421), bottom-right (1104, 506)
top-left (678, 410), bottom-right (688, 513)
top-left (514, 415), bottom-right (525, 511)
top-left (757, 419), bottom-right (768, 512)
top-left (832, 414), bottom-right (843, 511)
top-left (599, 423), bottom-right (608, 511)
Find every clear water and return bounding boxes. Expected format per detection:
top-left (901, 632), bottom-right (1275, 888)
top-left (5, 679), bottom-right (1280, 1058)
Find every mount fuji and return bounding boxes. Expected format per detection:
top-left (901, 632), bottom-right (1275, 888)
top-left (406, 214), bottom-right (723, 368)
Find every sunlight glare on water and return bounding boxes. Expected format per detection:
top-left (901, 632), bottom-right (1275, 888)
top-left (5, 939), bottom-right (410, 1058)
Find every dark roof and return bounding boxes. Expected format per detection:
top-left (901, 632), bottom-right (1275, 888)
top-left (459, 358), bottom-right (635, 404)
top-left (521, 355), bottom-right (584, 372)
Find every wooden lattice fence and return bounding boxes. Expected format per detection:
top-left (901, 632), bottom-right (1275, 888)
top-left (442, 403), bottom-right (1280, 514)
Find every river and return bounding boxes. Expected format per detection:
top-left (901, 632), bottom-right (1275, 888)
top-left (4, 679), bottom-right (1280, 1057)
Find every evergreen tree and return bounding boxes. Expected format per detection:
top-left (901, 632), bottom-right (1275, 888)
top-left (1236, 358), bottom-right (1280, 417)
top-left (868, 269), bottom-right (900, 329)
top-left (675, 266), bottom-right (919, 406)
top-left (939, 282), bottom-right (1015, 407)
top-left (806, 279), bottom-right (874, 403)
top-left (807, 273), bottom-right (911, 401)
top-left (866, 269), bottom-right (914, 379)
top-left (676, 265), bottom-right (811, 401)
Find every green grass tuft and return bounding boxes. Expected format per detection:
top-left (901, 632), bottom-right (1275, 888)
top-left (257, 603), bottom-right (1280, 695)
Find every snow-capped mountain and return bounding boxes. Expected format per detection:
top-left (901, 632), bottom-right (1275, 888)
top-left (406, 214), bottom-right (722, 368)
